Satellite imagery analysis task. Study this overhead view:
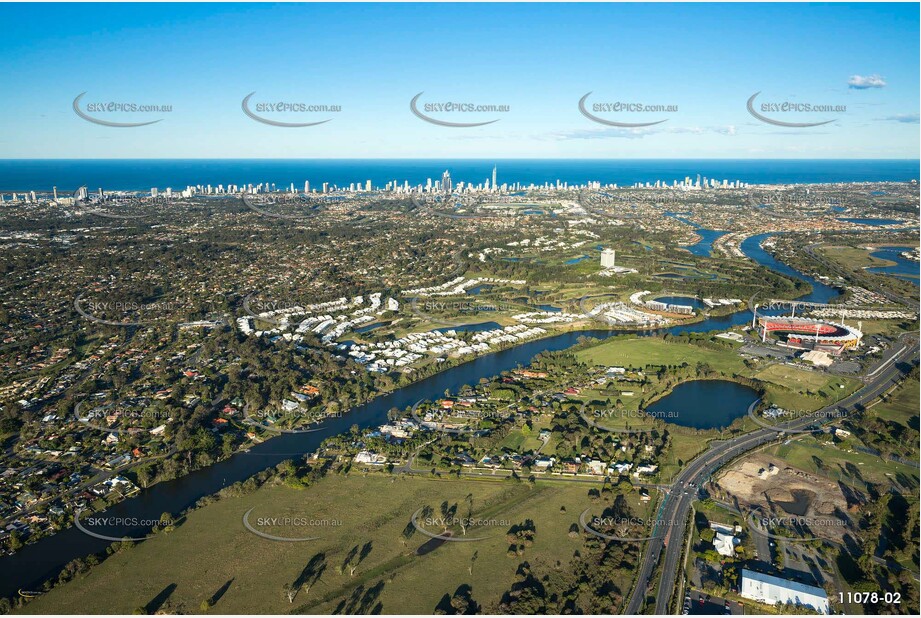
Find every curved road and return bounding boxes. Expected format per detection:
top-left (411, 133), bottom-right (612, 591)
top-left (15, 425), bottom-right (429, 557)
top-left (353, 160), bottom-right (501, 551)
top-left (624, 335), bottom-right (918, 615)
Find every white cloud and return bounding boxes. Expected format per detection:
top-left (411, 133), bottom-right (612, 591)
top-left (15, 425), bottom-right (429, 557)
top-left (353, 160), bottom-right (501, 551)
top-left (848, 74), bottom-right (887, 89)
top-left (878, 113), bottom-right (919, 124)
top-left (546, 125), bottom-right (737, 141)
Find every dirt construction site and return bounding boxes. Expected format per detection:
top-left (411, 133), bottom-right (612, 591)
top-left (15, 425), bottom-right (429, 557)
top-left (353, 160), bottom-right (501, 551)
top-left (712, 453), bottom-right (852, 542)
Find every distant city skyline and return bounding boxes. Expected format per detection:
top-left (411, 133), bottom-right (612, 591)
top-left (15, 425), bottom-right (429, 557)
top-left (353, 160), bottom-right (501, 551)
top-left (0, 3), bottom-right (917, 159)
top-left (0, 158), bottom-right (917, 193)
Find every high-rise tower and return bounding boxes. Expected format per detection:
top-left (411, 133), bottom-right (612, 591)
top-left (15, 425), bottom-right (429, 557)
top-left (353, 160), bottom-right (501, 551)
top-left (442, 170), bottom-right (453, 194)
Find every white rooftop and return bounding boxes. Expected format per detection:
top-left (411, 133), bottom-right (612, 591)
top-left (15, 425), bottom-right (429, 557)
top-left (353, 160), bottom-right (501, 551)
top-left (740, 569), bottom-right (829, 614)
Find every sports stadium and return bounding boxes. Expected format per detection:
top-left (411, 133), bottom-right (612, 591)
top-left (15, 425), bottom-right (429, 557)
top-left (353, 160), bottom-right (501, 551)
top-left (756, 315), bottom-right (862, 355)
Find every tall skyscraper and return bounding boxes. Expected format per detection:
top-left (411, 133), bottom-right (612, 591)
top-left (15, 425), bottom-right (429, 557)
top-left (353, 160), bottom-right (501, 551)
top-left (52, 186), bottom-right (58, 201)
top-left (304, 180), bottom-right (310, 193)
top-left (441, 170), bottom-right (453, 194)
top-left (492, 166), bottom-right (497, 192)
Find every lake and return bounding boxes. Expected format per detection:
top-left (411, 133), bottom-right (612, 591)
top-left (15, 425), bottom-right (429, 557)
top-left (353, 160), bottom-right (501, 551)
top-left (645, 380), bottom-right (760, 429)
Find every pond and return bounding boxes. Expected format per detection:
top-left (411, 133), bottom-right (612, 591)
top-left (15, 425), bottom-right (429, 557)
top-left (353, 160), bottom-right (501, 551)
top-left (354, 322), bottom-right (386, 333)
top-left (645, 380), bottom-right (759, 430)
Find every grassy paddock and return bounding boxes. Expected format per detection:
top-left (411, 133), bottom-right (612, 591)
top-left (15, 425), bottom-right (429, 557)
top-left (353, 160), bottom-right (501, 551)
top-left (19, 474), bottom-right (644, 615)
top-left (576, 338), bottom-right (745, 375)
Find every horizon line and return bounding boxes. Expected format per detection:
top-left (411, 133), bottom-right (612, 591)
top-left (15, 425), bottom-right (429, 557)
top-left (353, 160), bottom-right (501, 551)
top-left (1, 157), bottom-right (918, 162)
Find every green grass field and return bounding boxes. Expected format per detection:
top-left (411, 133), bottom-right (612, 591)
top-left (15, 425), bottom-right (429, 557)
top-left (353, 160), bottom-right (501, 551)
top-left (20, 474), bottom-right (645, 615)
top-left (755, 365), bottom-right (862, 411)
top-left (819, 245), bottom-right (896, 270)
top-left (871, 377), bottom-right (920, 424)
top-left (755, 364), bottom-right (840, 392)
top-left (575, 338), bottom-right (746, 374)
top-left (768, 436), bottom-right (917, 490)
top-left (497, 429), bottom-right (543, 453)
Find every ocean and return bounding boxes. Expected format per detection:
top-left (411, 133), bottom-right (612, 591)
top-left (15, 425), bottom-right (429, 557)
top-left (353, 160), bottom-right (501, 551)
top-left (0, 159), bottom-right (918, 193)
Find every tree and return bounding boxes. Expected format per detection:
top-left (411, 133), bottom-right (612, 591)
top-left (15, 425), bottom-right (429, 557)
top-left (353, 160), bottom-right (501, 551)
top-left (401, 521), bottom-right (416, 547)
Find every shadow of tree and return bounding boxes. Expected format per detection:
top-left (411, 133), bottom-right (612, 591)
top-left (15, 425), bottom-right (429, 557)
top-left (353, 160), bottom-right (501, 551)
top-left (207, 578), bottom-right (234, 607)
top-left (143, 583), bottom-right (177, 614)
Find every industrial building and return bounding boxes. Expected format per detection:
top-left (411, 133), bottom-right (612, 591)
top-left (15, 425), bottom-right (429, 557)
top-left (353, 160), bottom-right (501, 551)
top-left (739, 569), bottom-right (830, 614)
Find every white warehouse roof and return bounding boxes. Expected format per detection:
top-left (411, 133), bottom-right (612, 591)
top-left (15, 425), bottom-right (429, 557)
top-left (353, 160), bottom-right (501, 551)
top-left (740, 569), bottom-right (829, 614)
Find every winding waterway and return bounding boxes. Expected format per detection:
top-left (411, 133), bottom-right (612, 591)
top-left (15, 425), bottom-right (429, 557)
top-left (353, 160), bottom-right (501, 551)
top-left (867, 246), bottom-right (920, 287)
top-left (0, 232), bottom-right (842, 598)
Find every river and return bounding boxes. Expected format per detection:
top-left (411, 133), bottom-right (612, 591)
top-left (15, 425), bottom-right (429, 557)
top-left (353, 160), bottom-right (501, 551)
top-left (0, 231), bottom-right (841, 598)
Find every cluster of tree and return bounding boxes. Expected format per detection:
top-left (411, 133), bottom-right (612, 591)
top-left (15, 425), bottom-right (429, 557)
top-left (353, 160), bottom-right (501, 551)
top-left (506, 519), bottom-right (536, 557)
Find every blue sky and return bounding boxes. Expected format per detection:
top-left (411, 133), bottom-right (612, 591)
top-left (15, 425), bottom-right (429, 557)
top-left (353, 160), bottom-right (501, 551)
top-left (0, 2), bottom-right (917, 159)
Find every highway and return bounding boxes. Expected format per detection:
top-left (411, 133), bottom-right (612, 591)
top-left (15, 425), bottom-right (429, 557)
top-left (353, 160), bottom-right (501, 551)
top-left (624, 335), bottom-right (918, 615)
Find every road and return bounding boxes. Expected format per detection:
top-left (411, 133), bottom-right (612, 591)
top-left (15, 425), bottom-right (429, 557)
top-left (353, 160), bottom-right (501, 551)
top-left (624, 335), bottom-right (918, 615)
